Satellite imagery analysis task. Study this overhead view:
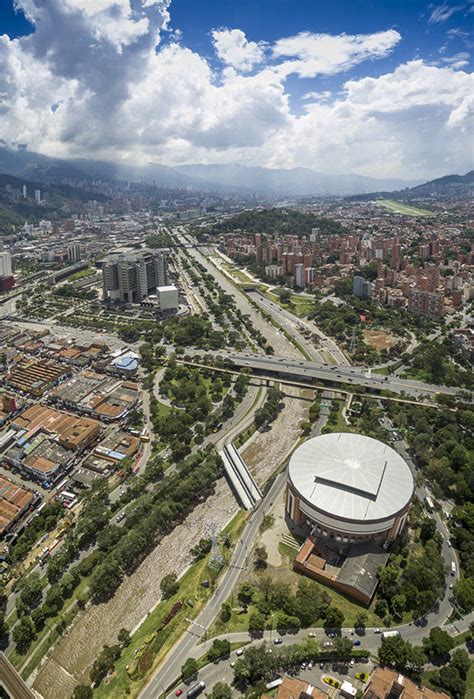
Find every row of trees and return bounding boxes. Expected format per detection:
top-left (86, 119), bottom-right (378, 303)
top-left (88, 448), bottom-right (222, 603)
top-left (254, 387), bottom-right (284, 430)
top-left (387, 401), bottom-right (474, 613)
top-left (232, 638), bottom-right (366, 686)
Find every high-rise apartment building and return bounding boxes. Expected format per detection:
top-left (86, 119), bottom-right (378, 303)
top-left (353, 275), bottom-right (372, 299)
top-left (67, 243), bottom-right (82, 262)
top-left (34, 189), bottom-right (41, 204)
top-left (102, 248), bottom-right (169, 303)
top-left (294, 263), bottom-right (304, 288)
top-left (0, 252), bottom-right (12, 278)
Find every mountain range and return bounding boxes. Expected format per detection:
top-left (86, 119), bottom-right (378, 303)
top-left (0, 146), bottom-right (420, 196)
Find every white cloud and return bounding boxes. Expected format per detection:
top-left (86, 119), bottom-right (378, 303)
top-left (211, 28), bottom-right (266, 71)
top-left (428, 3), bottom-right (465, 24)
top-left (272, 29), bottom-right (401, 78)
top-left (0, 3), bottom-right (472, 179)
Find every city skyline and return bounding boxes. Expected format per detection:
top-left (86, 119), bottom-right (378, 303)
top-left (0, 0), bottom-right (473, 180)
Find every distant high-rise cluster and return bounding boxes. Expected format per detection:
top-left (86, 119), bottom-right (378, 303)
top-left (101, 248), bottom-right (169, 304)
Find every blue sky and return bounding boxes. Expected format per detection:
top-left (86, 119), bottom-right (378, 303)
top-left (0, 0), bottom-right (473, 178)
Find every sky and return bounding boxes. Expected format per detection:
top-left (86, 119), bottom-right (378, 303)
top-left (0, 0), bottom-right (473, 179)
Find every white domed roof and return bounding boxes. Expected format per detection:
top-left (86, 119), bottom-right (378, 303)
top-left (288, 432), bottom-right (413, 522)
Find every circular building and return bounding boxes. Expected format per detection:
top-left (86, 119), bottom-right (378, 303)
top-left (286, 432), bottom-right (413, 544)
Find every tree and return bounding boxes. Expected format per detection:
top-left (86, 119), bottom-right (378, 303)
top-left (454, 577), bottom-right (474, 613)
top-left (90, 644), bottom-right (121, 685)
top-left (89, 558), bottom-right (122, 602)
top-left (73, 687), bottom-right (93, 699)
top-left (355, 612), bottom-right (368, 630)
top-left (375, 598), bottom-right (389, 619)
top-left (118, 628), bottom-right (131, 647)
top-left (438, 664), bottom-right (466, 699)
top-left (379, 637), bottom-right (426, 680)
top-left (209, 682), bottom-right (232, 699)
top-left (254, 545), bottom-right (268, 570)
top-left (19, 572), bottom-right (43, 609)
top-left (160, 572), bottom-right (179, 599)
top-left (324, 607), bottom-right (344, 630)
top-left (12, 616), bottom-right (35, 654)
top-left (181, 657), bottom-right (198, 682)
top-left (450, 648), bottom-right (470, 678)
top-left (423, 627), bottom-right (454, 659)
top-left (420, 518), bottom-right (437, 544)
top-left (238, 581), bottom-right (255, 606)
top-left (207, 638), bottom-right (230, 662)
top-left (248, 611), bottom-right (266, 635)
top-left (275, 612), bottom-right (301, 633)
top-left (220, 602), bottom-right (231, 623)
top-left (334, 637), bottom-right (353, 655)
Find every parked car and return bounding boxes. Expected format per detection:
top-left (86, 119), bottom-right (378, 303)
top-left (273, 638), bottom-right (282, 645)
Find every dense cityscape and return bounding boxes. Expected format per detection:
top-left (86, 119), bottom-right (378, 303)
top-left (0, 1), bottom-right (473, 699)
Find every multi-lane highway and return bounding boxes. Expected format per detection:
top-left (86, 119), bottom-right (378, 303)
top-left (248, 290), bottom-right (349, 366)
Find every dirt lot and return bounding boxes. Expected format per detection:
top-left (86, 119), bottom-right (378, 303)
top-left (241, 386), bottom-right (312, 486)
top-left (363, 328), bottom-right (400, 351)
top-left (32, 479), bottom-right (238, 699)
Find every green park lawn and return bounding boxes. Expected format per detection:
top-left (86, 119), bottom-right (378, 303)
top-left (376, 199), bottom-right (435, 217)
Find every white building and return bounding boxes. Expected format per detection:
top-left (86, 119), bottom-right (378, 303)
top-left (34, 189), bottom-right (41, 204)
top-left (157, 285), bottom-right (179, 312)
top-left (294, 263), bottom-right (304, 288)
top-left (0, 252), bottom-right (12, 278)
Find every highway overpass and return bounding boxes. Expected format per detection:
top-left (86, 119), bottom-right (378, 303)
top-left (187, 351), bottom-right (467, 399)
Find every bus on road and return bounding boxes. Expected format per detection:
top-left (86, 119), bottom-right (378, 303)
top-left (381, 630), bottom-right (401, 640)
top-left (186, 682), bottom-right (205, 699)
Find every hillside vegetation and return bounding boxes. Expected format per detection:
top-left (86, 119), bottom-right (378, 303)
top-left (209, 207), bottom-right (347, 238)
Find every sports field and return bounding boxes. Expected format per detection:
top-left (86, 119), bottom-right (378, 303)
top-left (376, 199), bottom-right (435, 216)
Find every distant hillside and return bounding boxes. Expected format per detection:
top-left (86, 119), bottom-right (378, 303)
top-left (0, 147), bottom-right (197, 189)
top-left (0, 146), bottom-right (421, 196)
top-left (209, 207), bottom-right (347, 238)
top-left (0, 172), bottom-right (109, 233)
top-left (177, 163), bottom-right (419, 196)
top-left (409, 170), bottom-right (474, 196)
top-left (347, 170), bottom-right (474, 203)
